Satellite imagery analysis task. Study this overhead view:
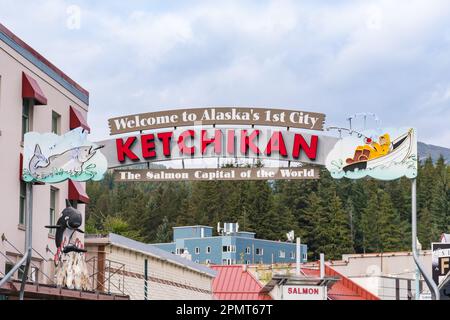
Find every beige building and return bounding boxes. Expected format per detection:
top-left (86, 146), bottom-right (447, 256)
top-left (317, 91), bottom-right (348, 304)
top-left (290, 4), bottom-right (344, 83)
top-left (85, 233), bottom-right (217, 300)
top-left (0, 22), bottom-right (91, 293)
top-left (328, 251), bottom-right (432, 300)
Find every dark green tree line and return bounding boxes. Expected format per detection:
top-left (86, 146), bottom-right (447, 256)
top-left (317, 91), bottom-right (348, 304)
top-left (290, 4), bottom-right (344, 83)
top-left (86, 156), bottom-right (450, 260)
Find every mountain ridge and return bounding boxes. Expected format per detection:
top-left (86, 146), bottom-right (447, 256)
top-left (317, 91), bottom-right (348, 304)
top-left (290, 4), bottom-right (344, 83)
top-left (418, 141), bottom-right (450, 163)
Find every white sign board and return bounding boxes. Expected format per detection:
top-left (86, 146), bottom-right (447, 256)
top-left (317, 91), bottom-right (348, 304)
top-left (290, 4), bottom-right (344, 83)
top-left (282, 285), bottom-right (327, 300)
top-left (23, 128), bottom-right (107, 184)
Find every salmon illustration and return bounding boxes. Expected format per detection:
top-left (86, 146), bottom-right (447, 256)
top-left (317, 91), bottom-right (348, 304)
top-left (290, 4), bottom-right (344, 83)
top-left (29, 144), bottom-right (103, 179)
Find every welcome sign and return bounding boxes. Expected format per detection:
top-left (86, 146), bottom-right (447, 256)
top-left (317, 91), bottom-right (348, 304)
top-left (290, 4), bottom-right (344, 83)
top-left (23, 107), bottom-right (418, 183)
top-left (108, 107), bottom-right (326, 134)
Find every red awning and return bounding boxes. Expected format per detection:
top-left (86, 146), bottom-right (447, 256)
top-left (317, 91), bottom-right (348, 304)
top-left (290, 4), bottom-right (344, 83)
top-left (70, 106), bottom-right (90, 132)
top-left (22, 72), bottom-right (47, 105)
top-left (68, 180), bottom-right (90, 204)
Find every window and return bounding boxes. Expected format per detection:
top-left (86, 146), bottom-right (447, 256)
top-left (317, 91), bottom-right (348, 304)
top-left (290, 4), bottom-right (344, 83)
top-left (279, 250), bottom-right (285, 258)
top-left (195, 260), bottom-right (199, 264)
top-left (206, 246), bottom-right (211, 254)
top-left (255, 248), bottom-right (263, 256)
top-left (4, 262), bottom-right (13, 277)
top-left (205, 259), bottom-right (211, 264)
top-left (246, 247), bottom-right (251, 254)
top-left (290, 251), bottom-right (295, 259)
top-left (21, 99), bottom-right (31, 141)
top-left (245, 260), bottom-right (250, 265)
top-left (222, 259), bottom-right (234, 265)
top-left (303, 253), bottom-right (307, 261)
top-left (19, 181), bottom-right (26, 225)
top-left (51, 111), bottom-right (60, 134)
top-left (195, 247), bottom-right (200, 254)
top-left (17, 265), bottom-right (26, 281)
top-left (49, 188), bottom-right (58, 234)
top-left (176, 248), bottom-right (185, 255)
top-left (30, 267), bottom-right (38, 283)
top-left (222, 245), bottom-right (236, 253)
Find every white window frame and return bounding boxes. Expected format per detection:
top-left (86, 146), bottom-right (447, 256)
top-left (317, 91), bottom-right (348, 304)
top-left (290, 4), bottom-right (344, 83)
top-left (49, 188), bottom-right (58, 235)
top-left (256, 248), bottom-right (264, 256)
top-left (206, 246), bottom-right (211, 254)
top-left (290, 251), bottom-right (295, 259)
top-left (279, 250), bottom-right (285, 258)
top-left (19, 181), bottom-right (26, 225)
top-left (222, 245), bottom-right (236, 253)
top-left (195, 247), bottom-right (200, 254)
top-left (246, 247), bottom-right (251, 254)
top-left (51, 111), bottom-right (61, 134)
top-left (30, 266), bottom-right (38, 283)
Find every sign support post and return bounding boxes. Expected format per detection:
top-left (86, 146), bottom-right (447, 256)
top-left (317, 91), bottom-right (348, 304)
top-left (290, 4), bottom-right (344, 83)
top-left (0, 183), bottom-right (33, 300)
top-left (411, 178), bottom-right (439, 300)
top-left (296, 237), bottom-right (301, 276)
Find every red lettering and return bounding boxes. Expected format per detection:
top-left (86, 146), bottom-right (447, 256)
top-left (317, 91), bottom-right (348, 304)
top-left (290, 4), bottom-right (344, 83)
top-left (287, 287), bottom-right (320, 295)
top-left (240, 130), bottom-right (260, 155)
top-left (264, 131), bottom-right (287, 156)
top-left (158, 132), bottom-right (173, 157)
top-left (292, 134), bottom-right (318, 160)
top-left (227, 130), bottom-right (235, 155)
top-left (201, 130), bottom-right (222, 155)
top-left (116, 137), bottom-right (139, 162)
top-left (141, 134), bottom-right (156, 159)
top-left (178, 130), bottom-right (195, 155)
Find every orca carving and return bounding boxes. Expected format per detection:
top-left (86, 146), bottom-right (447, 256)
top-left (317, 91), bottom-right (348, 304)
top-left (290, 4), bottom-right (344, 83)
top-left (46, 200), bottom-right (87, 253)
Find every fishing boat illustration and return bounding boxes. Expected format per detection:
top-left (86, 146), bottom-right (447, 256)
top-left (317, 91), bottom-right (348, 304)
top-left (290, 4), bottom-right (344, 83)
top-left (343, 128), bottom-right (414, 173)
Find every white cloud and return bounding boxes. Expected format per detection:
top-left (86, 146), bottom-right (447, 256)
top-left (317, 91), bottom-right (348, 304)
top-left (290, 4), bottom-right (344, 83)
top-left (1, 0), bottom-right (450, 147)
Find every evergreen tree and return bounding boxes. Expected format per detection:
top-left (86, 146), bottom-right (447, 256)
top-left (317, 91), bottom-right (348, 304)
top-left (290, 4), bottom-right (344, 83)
top-left (155, 216), bottom-right (172, 243)
top-left (361, 192), bottom-right (380, 253)
top-left (301, 192), bottom-right (327, 259)
top-left (327, 195), bottom-right (354, 258)
top-left (430, 156), bottom-right (449, 240)
top-left (418, 207), bottom-right (433, 249)
top-left (377, 190), bottom-right (406, 252)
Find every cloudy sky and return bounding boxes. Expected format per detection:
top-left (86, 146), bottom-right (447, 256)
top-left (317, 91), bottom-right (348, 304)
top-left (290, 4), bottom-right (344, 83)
top-left (1, 0), bottom-right (450, 147)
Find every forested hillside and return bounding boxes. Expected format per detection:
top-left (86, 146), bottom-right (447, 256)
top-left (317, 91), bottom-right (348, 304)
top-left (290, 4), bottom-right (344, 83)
top-left (86, 156), bottom-right (449, 260)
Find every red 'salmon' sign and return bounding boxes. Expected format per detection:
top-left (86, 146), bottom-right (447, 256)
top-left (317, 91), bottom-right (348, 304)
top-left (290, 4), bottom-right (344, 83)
top-left (282, 285), bottom-right (327, 300)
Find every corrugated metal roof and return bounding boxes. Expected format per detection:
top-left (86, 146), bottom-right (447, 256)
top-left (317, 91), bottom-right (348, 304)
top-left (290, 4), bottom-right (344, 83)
top-left (105, 233), bottom-right (217, 278)
top-left (211, 265), bottom-right (272, 300)
top-left (301, 266), bottom-right (379, 300)
top-left (211, 264), bottom-right (379, 300)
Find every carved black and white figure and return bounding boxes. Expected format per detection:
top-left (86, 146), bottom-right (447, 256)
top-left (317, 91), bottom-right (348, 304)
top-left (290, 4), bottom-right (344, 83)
top-left (47, 200), bottom-right (90, 290)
